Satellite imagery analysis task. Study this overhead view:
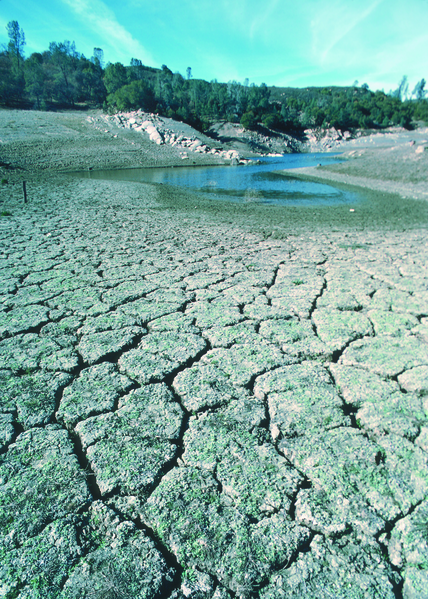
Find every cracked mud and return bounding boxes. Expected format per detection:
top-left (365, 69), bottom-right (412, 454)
top-left (1, 172), bottom-right (428, 599)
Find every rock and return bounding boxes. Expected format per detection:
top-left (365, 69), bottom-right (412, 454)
top-left (141, 120), bottom-right (164, 145)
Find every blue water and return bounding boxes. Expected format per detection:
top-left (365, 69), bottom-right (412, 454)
top-left (80, 153), bottom-right (363, 207)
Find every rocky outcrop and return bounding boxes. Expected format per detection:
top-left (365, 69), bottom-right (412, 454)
top-left (303, 127), bottom-right (353, 151)
top-left (101, 110), bottom-right (249, 164)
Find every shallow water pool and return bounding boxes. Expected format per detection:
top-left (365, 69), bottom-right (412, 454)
top-left (76, 153), bottom-right (365, 208)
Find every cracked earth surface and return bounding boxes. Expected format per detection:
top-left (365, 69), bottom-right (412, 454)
top-left (1, 174), bottom-right (428, 599)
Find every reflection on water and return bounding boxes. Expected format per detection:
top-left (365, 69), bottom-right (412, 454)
top-left (76, 153), bottom-right (364, 207)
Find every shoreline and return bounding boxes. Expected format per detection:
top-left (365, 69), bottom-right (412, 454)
top-left (279, 162), bottom-right (428, 202)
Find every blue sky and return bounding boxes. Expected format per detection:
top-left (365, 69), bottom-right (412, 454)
top-left (1, 0), bottom-right (427, 93)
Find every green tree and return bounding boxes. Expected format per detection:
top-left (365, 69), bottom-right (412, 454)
top-left (4, 21), bottom-right (26, 102)
top-left (92, 47), bottom-right (104, 69)
top-left (48, 41), bottom-right (79, 104)
top-left (129, 58), bottom-right (144, 81)
top-left (6, 20), bottom-right (25, 72)
top-left (76, 56), bottom-right (106, 105)
top-left (25, 52), bottom-right (46, 108)
top-left (104, 62), bottom-right (127, 94)
top-left (240, 110), bottom-right (257, 130)
top-left (108, 79), bottom-right (155, 112)
top-left (0, 51), bottom-right (16, 104)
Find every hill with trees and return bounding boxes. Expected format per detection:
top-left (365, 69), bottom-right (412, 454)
top-left (1, 20), bottom-right (427, 136)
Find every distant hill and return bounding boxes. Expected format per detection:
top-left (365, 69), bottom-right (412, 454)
top-left (2, 19), bottom-right (427, 134)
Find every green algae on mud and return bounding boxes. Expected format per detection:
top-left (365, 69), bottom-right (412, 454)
top-left (154, 176), bottom-right (428, 238)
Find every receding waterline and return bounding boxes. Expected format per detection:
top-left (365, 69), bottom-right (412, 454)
top-left (74, 153), bottom-right (365, 207)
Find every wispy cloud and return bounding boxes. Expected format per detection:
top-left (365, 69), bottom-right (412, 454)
top-left (249, 0), bottom-right (280, 39)
top-left (61, 0), bottom-right (154, 64)
top-left (310, 0), bottom-right (384, 66)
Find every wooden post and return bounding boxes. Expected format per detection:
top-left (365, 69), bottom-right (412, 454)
top-left (23, 181), bottom-right (27, 204)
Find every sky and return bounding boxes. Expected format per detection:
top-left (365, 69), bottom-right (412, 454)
top-left (1, 0), bottom-right (427, 93)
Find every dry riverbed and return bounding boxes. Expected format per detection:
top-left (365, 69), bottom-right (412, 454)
top-left (0, 109), bottom-right (428, 598)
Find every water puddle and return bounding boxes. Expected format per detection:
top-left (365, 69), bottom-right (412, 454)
top-left (74, 153), bottom-right (365, 207)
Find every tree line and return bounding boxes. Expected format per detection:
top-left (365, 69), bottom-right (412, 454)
top-left (1, 20), bottom-right (427, 134)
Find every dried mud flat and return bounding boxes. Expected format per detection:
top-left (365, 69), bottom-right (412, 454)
top-left (1, 110), bottom-right (428, 599)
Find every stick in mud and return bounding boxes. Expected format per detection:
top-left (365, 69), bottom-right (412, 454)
top-left (23, 181), bottom-right (27, 204)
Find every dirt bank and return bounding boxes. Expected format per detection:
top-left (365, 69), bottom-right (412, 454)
top-left (0, 108), bottom-right (228, 177)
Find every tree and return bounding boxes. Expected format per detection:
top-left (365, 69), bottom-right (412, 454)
top-left (240, 110), bottom-right (257, 130)
top-left (4, 21), bottom-right (26, 102)
top-left (108, 80), bottom-right (155, 112)
top-left (104, 62), bottom-right (127, 94)
top-left (129, 58), bottom-right (143, 81)
top-left (6, 20), bottom-right (25, 72)
top-left (92, 47), bottom-right (104, 69)
top-left (76, 56), bottom-right (106, 105)
top-left (412, 79), bottom-right (426, 100)
top-left (25, 52), bottom-right (46, 108)
top-left (48, 41), bottom-right (79, 104)
top-left (392, 76), bottom-right (409, 101)
top-left (0, 51), bottom-right (16, 104)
